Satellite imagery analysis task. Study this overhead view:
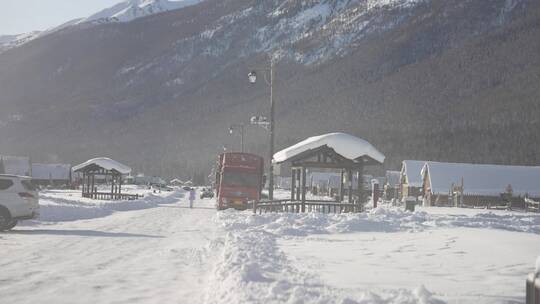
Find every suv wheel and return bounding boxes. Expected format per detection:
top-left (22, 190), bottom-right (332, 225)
top-left (0, 209), bottom-right (12, 231)
top-left (4, 220), bottom-right (17, 230)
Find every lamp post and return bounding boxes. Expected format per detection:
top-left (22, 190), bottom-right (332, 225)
top-left (248, 57), bottom-right (275, 200)
top-left (229, 124), bottom-right (245, 153)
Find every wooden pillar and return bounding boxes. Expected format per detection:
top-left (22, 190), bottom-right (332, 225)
top-left (339, 170), bottom-right (344, 202)
top-left (111, 174), bottom-right (115, 200)
top-left (348, 169), bottom-right (353, 205)
top-left (87, 173), bottom-right (91, 198)
top-left (296, 169), bottom-right (301, 201)
top-left (88, 173), bottom-right (91, 198)
top-left (301, 167), bottom-right (306, 213)
top-left (91, 174), bottom-right (95, 199)
top-left (357, 165), bottom-right (364, 212)
top-left (119, 176), bottom-right (122, 199)
top-left (291, 168), bottom-right (296, 201)
top-left (82, 171), bottom-right (86, 196)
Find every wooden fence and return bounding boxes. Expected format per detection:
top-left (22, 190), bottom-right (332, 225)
top-left (253, 199), bottom-right (362, 214)
top-left (525, 198), bottom-right (540, 213)
top-left (82, 192), bottom-right (140, 201)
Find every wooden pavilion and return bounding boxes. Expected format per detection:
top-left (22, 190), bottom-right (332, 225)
top-left (73, 157), bottom-right (139, 200)
top-left (254, 133), bottom-right (385, 214)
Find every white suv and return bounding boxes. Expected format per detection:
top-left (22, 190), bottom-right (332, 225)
top-left (0, 175), bottom-right (39, 231)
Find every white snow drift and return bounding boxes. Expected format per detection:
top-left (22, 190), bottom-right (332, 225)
top-left (3, 188), bottom-right (539, 303)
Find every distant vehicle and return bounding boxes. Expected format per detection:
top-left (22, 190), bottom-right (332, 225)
top-left (0, 175), bottom-right (39, 231)
top-left (151, 184), bottom-right (173, 192)
top-left (182, 186), bottom-right (193, 191)
top-left (200, 188), bottom-right (214, 199)
top-left (215, 153), bottom-right (264, 210)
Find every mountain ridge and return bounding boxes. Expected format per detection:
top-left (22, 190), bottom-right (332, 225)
top-left (0, 0), bottom-right (202, 53)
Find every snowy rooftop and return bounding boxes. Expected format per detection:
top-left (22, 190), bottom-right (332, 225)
top-left (422, 162), bottom-right (540, 197)
top-left (72, 157), bottom-right (132, 175)
top-left (401, 160), bottom-right (427, 187)
top-left (1, 155), bottom-right (31, 176)
top-left (273, 133), bottom-right (385, 165)
top-left (32, 163), bottom-right (71, 180)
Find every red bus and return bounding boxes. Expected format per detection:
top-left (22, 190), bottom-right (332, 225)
top-left (215, 152), bottom-right (264, 210)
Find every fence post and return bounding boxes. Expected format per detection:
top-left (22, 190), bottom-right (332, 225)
top-left (526, 272), bottom-right (540, 304)
top-left (253, 201), bottom-right (257, 214)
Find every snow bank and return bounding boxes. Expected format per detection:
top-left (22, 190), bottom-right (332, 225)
top-left (208, 210), bottom-right (445, 304)
top-left (209, 206), bottom-right (540, 303)
top-left (217, 206), bottom-right (540, 237)
top-left (26, 189), bottom-right (184, 223)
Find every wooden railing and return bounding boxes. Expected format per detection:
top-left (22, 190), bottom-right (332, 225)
top-left (82, 192), bottom-right (141, 201)
top-left (525, 198), bottom-right (540, 213)
top-left (253, 199), bottom-right (362, 214)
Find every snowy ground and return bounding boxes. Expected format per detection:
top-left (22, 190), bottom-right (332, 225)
top-left (1, 186), bottom-right (539, 303)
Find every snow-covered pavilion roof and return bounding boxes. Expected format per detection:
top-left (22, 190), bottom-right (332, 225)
top-left (170, 178), bottom-right (184, 184)
top-left (273, 133), bottom-right (385, 165)
top-left (73, 157), bottom-right (131, 175)
top-left (422, 162), bottom-right (540, 197)
top-left (32, 163), bottom-right (71, 180)
top-left (401, 160), bottom-right (427, 187)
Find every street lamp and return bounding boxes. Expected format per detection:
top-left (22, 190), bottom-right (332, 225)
top-left (248, 57), bottom-right (276, 200)
top-left (248, 71), bottom-right (257, 84)
top-left (229, 124), bottom-right (245, 153)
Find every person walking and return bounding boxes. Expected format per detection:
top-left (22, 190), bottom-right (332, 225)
top-left (189, 188), bottom-right (196, 208)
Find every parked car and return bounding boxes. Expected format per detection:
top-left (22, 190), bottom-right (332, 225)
top-left (182, 186), bottom-right (193, 191)
top-left (200, 188), bottom-right (214, 199)
top-left (151, 184), bottom-right (174, 192)
top-left (0, 175), bottom-right (39, 231)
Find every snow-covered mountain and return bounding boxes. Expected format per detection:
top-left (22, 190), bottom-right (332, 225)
top-left (80, 0), bottom-right (202, 23)
top-left (0, 0), bottom-right (539, 176)
top-left (0, 31), bottom-right (41, 52)
top-left (0, 0), bottom-right (202, 53)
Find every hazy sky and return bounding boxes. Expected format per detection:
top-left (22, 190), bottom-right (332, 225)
top-left (0, 0), bottom-right (125, 35)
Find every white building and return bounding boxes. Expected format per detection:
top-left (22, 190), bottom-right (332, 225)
top-left (31, 163), bottom-right (72, 186)
top-left (0, 155), bottom-right (31, 176)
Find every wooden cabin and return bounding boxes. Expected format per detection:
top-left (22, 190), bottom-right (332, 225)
top-left (421, 162), bottom-right (540, 208)
top-left (400, 160), bottom-right (426, 200)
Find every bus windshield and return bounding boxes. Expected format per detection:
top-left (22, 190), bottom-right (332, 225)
top-left (222, 171), bottom-right (260, 188)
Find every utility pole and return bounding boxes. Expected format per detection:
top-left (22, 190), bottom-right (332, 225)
top-left (269, 58), bottom-right (275, 200)
top-left (248, 55), bottom-right (277, 200)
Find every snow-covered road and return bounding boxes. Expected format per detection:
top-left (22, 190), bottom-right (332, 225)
top-left (0, 191), bottom-right (220, 304)
top-left (1, 188), bottom-right (539, 304)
